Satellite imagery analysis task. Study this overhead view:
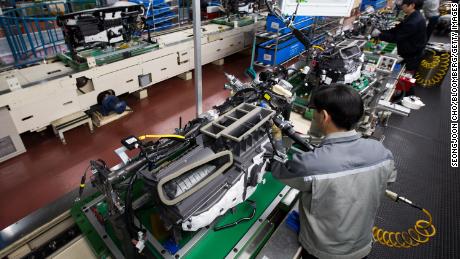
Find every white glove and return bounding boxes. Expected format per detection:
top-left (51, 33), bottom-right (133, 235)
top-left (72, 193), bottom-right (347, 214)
top-left (371, 29), bottom-right (381, 38)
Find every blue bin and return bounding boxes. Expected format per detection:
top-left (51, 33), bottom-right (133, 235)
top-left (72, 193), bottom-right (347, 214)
top-left (129, 0), bottom-right (166, 6)
top-left (146, 11), bottom-right (176, 25)
top-left (256, 35), bottom-right (306, 66)
top-left (266, 14), bottom-right (313, 35)
top-left (149, 4), bottom-right (173, 16)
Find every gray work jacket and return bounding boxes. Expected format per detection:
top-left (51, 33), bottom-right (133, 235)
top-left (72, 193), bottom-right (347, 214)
top-left (423, 0), bottom-right (440, 18)
top-left (272, 130), bottom-right (397, 259)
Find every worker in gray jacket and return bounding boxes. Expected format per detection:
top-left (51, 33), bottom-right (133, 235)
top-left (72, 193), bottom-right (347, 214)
top-left (271, 84), bottom-right (397, 259)
top-left (423, 0), bottom-right (440, 42)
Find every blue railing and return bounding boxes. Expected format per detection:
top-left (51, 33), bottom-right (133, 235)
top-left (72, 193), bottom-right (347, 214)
top-left (0, 0), bottom-right (98, 67)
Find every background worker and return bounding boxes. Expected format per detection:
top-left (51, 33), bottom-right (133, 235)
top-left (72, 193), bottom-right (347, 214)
top-left (372, 0), bottom-right (427, 73)
top-left (271, 84), bottom-right (397, 259)
top-left (423, 0), bottom-right (440, 42)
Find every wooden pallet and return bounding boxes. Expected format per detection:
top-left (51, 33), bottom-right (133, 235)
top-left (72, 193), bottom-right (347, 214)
top-left (91, 107), bottom-right (132, 127)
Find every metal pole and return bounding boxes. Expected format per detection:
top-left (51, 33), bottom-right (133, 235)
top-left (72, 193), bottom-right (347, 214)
top-left (192, 0), bottom-right (203, 116)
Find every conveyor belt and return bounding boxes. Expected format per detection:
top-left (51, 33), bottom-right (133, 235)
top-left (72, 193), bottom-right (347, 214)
top-left (369, 69), bottom-right (459, 257)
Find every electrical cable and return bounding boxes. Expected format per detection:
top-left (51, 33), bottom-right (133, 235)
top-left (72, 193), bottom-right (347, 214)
top-left (213, 200), bottom-right (256, 231)
top-left (79, 159), bottom-right (111, 200)
top-left (125, 173), bottom-right (145, 242)
top-left (372, 190), bottom-right (436, 248)
top-left (138, 134), bottom-right (185, 140)
top-left (77, 165), bottom-right (91, 200)
top-left (289, 2), bottom-right (300, 26)
top-left (312, 45), bottom-right (325, 52)
top-left (263, 0), bottom-right (310, 48)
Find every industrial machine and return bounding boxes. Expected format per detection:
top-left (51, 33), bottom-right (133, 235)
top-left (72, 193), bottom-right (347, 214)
top-left (354, 9), bottom-right (397, 36)
top-left (57, 4), bottom-right (146, 56)
top-left (96, 90), bottom-right (127, 116)
top-left (74, 69), bottom-right (311, 258)
top-left (70, 37), bottom-right (404, 255)
top-left (0, 53), bottom-right (415, 258)
top-left (70, 16), bottom-right (412, 253)
top-left (313, 44), bottom-right (364, 84)
top-left (221, 0), bottom-right (256, 18)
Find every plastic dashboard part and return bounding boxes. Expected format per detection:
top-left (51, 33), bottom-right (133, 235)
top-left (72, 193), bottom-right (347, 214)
top-left (141, 103), bottom-right (276, 232)
top-left (157, 151), bottom-right (233, 206)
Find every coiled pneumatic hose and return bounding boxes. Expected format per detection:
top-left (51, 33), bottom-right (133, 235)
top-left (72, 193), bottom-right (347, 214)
top-left (372, 190), bottom-right (436, 248)
top-left (415, 50), bottom-right (450, 87)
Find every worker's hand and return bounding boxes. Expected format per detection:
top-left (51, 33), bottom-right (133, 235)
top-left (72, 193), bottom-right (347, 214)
top-left (267, 151), bottom-right (288, 176)
top-left (272, 124), bottom-right (282, 141)
top-left (371, 29), bottom-right (381, 38)
top-left (272, 152), bottom-right (288, 164)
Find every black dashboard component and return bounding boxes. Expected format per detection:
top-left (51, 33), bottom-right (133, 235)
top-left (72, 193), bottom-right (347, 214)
top-left (57, 4), bottom-right (144, 54)
top-left (314, 43), bottom-right (364, 84)
top-left (140, 103), bottom-right (275, 237)
top-left (121, 136), bottom-right (141, 150)
top-left (86, 70), bottom-right (315, 253)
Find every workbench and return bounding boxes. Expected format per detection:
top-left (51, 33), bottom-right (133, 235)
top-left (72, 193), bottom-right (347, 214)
top-left (51, 111), bottom-right (93, 144)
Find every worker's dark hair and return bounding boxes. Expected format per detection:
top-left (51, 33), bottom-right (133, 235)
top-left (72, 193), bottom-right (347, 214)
top-left (402, 0), bottom-right (424, 10)
top-left (309, 84), bottom-right (364, 130)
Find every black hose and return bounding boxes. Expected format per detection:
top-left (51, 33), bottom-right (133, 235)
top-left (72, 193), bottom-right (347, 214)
top-left (263, 0), bottom-right (311, 49)
top-left (272, 116), bottom-right (315, 151)
top-left (125, 173), bottom-right (139, 239)
top-left (264, 0), bottom-right (274, 15)
top-left (292, 28), bottom-right (311, 49)
top-left (108, 139), bottom-right (193, 183)
top-left (78, 165), bottom-right (91, 200)
top-left (214, 200), bottom-right (256, 231)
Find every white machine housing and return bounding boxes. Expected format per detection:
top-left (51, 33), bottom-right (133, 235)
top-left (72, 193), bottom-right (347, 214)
top-left (277, 0), bottom-right (356, 17)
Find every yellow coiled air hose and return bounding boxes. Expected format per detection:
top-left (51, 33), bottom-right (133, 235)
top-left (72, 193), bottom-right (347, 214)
top-left (416, 50), bottom-right (450, 87)
top-left (372, 190), bottom-right (436, 248)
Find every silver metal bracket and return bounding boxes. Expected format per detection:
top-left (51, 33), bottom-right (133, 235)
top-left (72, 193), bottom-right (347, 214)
top-left (114, 146), bottom-right (130, 165)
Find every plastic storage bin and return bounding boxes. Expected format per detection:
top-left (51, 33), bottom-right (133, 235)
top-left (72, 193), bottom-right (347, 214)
top-left (256, 35), bottom-right (306, 66)
top-left (266, 14), bottom-right (314, 35)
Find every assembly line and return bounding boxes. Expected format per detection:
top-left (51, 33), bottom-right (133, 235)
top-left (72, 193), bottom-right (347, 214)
top-left (0, 0), bottom-right (456, 258)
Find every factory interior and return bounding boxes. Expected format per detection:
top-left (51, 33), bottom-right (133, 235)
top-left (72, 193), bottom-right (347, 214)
top-left (0, 0), bottom-right (458, 258)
